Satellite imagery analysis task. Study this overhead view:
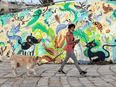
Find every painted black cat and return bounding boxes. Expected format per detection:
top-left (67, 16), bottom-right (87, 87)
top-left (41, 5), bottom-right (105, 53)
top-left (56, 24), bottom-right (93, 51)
top-left (86, 40), bottom-right (110, 62)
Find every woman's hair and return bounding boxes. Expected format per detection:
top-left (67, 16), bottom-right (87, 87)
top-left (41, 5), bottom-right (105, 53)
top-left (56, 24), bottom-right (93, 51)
top-left (68, 24), bottom-right (75, 29)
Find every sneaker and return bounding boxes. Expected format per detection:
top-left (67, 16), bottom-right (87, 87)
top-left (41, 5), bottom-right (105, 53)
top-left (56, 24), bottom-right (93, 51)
top-left (58, 70), bottom-right (66, 74)
top-left (80, 71), bottom-right (87, 75)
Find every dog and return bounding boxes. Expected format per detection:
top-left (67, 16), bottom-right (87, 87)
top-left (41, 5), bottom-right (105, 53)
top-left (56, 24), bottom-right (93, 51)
top-left (0, 55), bottom-right (42, 76)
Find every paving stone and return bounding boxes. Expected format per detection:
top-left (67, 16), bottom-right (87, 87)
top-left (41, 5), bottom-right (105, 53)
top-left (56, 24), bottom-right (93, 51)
top-left (0, 73), bottom-right (8, 78)
top-left (37, 86), bottom-right (48, 87)
top-left (11, 78), bottom-right (24, 87)
top-left (1, 78), bottom-right (18, 87)
top-left (83, 84), bottom-right (96, 87)
top-left (110, 65), bottom-right (116, 72)
top-left (67, 68), bottom-right (80, 77)
top-left (62, 85), bottom-right (71, 87)
top-left (3, 73), bottom-right (19, 78)
top-left (110, 76), bottom-right (116, 81)
top-left (37, 77), bottom-right (49, 86)
top-left (101, 77), bottom-right (114, 82)
top-left (95, 83), bottom-right (114, 87)
top-left (98, 65), bottom-right (114, 75)
top-left (79, 78), bottom-right (92, 84)
top-left (56, 73), bottom-right (66, 77)
top-left (60, 77), bottom-right (70, 87)
top-left (22, 78), bottom-right (39, 84)
top-left (49, 77), bottom-right (62, 87)
top-left (1, 84), bottom-right (13, 87)
top-left (86, 68), bottom-right (100, 76)
top-left (68, 77), bottom-right (83, 86)
top-left (88, 77), bottom-right (104, 81)
top-left (80, 65), bottom-right (92, 70)
top-left (0, 79), bottom-right (8, 84)
top-left (20, 83), bottom-right (36, 87)
top-left (41, 72), bottom-right (55, 77)
top-left (112, 83), bottom-right (116, 87)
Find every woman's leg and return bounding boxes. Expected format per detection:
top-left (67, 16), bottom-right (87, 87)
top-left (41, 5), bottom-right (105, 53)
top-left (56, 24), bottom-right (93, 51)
top-left (59, 52), bottom-right (70, 70)
top-left (69, 51), bottom-right (82, 72)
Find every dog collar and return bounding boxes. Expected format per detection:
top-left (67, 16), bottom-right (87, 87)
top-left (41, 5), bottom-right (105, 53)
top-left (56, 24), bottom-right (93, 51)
top-left (27, 42), bottom-right (34, 46)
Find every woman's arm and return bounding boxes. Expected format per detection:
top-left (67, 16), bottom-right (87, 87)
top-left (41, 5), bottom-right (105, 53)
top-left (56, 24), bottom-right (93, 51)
top-left (66, 32), bottom-right (79, 45)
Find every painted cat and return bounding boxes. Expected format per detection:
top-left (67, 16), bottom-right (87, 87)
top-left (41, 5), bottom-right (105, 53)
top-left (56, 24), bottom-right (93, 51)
top-left (86, 40), bottom-right (110, 62)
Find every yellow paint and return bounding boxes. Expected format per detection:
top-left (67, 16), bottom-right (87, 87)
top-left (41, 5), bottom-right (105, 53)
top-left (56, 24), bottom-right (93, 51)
top-left (0, 22), bottom-right (2, 27)
top-left (42, 32), bottom-right (47, 37)
top-left (65, 15), bottom-right (69, 19)
top-left (53, 24), bottom-right (56, 27)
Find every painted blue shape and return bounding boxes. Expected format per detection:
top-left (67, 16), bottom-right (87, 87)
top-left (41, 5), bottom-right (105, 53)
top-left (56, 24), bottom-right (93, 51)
top-left (50, 34), bottom-right (54, 40)
top-left (93, 11), bottom-right (102, 21)
top-left (77, 60), bottom-right (90, 63)
top-left (43, 38), bottom-right (51, 43)
top-left (10, 23), bottom-right (21, 34)
top-left (56, 23), bottom-right (70, 36)
top-left (106, 16), bottom-right (112, 25)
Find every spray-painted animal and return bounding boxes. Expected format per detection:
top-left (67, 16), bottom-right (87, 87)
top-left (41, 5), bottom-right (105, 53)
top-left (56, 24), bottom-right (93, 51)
top-left (18, 33), bottom-right (42, 56)
top-left (74, 1), bottom-right (91, 10)
top-left (86, 40), bottom-right (110, 62)
top-left (6, 23), bottom-right (22, 42)
top-left (93, 21), bottom-right (103, 32)
top-left (102, 3), bottom-right (113, 14)
top-left (6, 23), bottom-right (22, 55)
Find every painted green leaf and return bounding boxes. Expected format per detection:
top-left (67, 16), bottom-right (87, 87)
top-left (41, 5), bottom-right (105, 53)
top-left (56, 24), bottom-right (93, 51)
top-left (26, 9), bottom-right (42, 26)
top-left (0, 42), bottom-right (5, 47)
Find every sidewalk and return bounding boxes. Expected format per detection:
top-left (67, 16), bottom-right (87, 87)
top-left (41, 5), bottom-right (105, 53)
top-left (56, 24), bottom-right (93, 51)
top-left (0, 62), bottom-right (116, 87)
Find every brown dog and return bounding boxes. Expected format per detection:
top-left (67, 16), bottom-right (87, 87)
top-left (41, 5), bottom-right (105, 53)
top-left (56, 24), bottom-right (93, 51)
top-left (0, 55), bottom-right (42, 76)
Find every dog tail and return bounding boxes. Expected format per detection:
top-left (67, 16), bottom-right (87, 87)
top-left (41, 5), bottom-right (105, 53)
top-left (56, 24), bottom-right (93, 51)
top-left (0, 56), bottom-right (10, 62)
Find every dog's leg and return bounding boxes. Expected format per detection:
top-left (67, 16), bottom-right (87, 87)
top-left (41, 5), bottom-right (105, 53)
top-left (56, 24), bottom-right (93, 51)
top-left (32, 69), bottom-right (36, 75)
top-left (27, 68), bottom-right (36, 76)
top-left (27, 69), bottom-right (31, 76)
top-left (11, 61), bottom-right (17, 76)
top-left (30, 52), bottom-right (31, 56)
top-left (30, 69), bottom-right (36, 75)
top-left (22, 51), bottom-right (24, 55)
top-left (12, 67), bottom-right (17, 76)
top-left (32, 50), bottom-right (34, 56)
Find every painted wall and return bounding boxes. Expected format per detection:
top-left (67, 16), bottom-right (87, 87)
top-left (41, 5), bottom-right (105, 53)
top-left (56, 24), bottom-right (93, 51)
top-left (0, 1), bottom-right (116, 63)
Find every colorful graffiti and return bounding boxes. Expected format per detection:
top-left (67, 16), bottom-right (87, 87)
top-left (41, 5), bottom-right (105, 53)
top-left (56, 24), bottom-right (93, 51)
top-left (0, 1), bottom-right (116, 63)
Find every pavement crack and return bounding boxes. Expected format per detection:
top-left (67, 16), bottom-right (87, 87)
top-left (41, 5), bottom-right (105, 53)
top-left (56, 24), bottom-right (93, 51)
top-left (109, 65), bottom-right (116, 74)
top-left (59, 77), bottom-right (63, 87)
top-left (67, 77), bottom-right (73, 87)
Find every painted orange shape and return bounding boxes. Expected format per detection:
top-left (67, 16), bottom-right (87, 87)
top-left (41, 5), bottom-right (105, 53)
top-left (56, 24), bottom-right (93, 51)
top-left (105, 29), bottom-right (110, 33)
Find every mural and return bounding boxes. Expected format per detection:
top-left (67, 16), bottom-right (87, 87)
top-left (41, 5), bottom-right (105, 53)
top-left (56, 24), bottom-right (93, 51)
top-left (0, 1), bottom-right (116, 63)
